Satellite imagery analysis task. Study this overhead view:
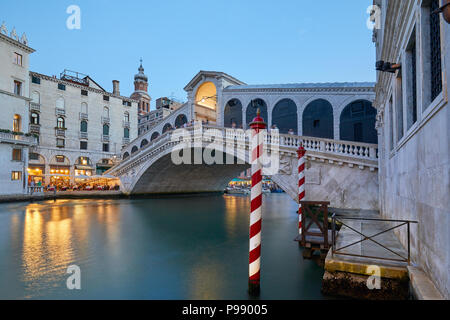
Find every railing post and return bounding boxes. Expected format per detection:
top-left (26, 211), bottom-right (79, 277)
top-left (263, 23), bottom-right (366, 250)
top-left (332, 214), bottom-right (336, 255)
top-left (407, 222), bottom-right (411, 264)
top-left (297, 143), bottom-right (306, 236)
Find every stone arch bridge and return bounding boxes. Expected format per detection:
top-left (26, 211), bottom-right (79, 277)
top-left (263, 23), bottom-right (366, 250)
top-left (107, 123), bottom-right (379, 210)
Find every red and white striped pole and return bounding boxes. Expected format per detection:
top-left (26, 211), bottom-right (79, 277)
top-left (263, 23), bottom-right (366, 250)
top-left (297, 143), bottom-right (306, 236)
top-left (248, 108), bottom-right (266, 296)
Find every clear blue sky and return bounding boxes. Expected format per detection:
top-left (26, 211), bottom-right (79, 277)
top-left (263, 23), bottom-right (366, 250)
top-left (1, 0), bottom-right (375, 108)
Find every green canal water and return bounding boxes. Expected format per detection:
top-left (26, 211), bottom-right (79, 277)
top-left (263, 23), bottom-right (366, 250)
top-left (0, 193), bottom-right (325, 299)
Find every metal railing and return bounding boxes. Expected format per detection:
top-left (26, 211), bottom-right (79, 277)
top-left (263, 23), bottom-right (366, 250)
top-left (30, 102), bottom-right (40, 112)
top-left (331, 214), bottom-right (418, 264)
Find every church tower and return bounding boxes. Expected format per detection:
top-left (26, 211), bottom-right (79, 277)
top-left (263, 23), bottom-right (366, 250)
top-left (130, 59), bottom-right (151, 116)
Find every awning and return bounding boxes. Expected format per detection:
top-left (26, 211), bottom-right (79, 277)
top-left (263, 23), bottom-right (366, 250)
top-left (75, 165), bottom-right (94, 170)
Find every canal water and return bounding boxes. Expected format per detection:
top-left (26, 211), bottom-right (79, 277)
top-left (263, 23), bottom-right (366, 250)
top-left (0, 194), bottom-right (325, 299)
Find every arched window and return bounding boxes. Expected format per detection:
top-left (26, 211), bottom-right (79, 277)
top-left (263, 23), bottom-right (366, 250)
top-left (56, 97), bottom-right (65, 110)
top-left (302, 99), bottom-right (334, 139)
top-left (32, 91), bottom-right (40, 104)
top-left (246, 99), bottom-right (268, 127)
top-left (224, 99), bottom-right (243, 128)
top-left (124, 112), bottom-right (130, 122)
top-left (272, 99), bottom-right (298, 134)
top-left (13, 114), bottom-right (21, 132)
top-left (162, 123), bottom-right (172, 133)
top-left (124, 127), bottom-right (129, 138)
top-left (340, 100), bottom-right (377, 143)
top-left (140, 139), bottom-right (148, 148)
top-left (81, 102), bottom-right (88, 114)
top-left (123, 152), bottom-right (130, 160)
top-left (30, 112), bottom-right (39, 125)
top-left (80, 120), bottom-right (88, 133)
top-left (57, 117), bottom-right (65, 129)
top-left (151, 132), bottom-right (160, 141)
top-left (175, 114), bottom-right (187, 128)
top-left (103, 107), bottom-right (109, 118)
top-left (131, 146), bottom-right (138, 154)
top-left (103, 124), bottom-right (110, 136)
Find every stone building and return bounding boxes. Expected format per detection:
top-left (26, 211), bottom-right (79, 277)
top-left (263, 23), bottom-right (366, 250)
top-left (373, 0), bottom-right (449, 298)
top-left (28, 69), bottom-right (138, 188)
top-left (0, 23), bottom-right (37, 195)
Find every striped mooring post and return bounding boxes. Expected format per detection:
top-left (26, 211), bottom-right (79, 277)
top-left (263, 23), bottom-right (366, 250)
top-left (248, 109), bottom-right (266, 296)
top-left (297, 143), bottom-right (306, 235)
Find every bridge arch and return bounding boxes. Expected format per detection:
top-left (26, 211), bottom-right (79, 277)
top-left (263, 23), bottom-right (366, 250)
top-left (272, 98), bottom-right (298, 134)
top-left (302, 99), bottom-right (334, 139)
top-left (140, 139), bottom-right (149, 149)
top-left (195, 81), bottom-right (217, 124)
top-left (246, 98), bottom-right (268, 127)
top-left (340, 99), bottom-right (377, 143)
top-left (151, 132), bottom-right (160, 141)
top-left (175, 114), bottom-right (188, 128)
top-left (223, 98), bottom-right (243, 128)
top-left (162, 123), bottom-right (172, 134)
top-left (131, 146), bottom-right (139, 154)
top-left (123, 152), bottom-right (130, 160)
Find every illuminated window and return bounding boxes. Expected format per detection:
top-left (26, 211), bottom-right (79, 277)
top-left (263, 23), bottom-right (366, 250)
top-left (14, 80), bottom-right (22, 95)
top-left (12, 149), bottom-right (22, 161)
top-left (57, 117), bottom-right (65, 129)
top-left (13, 114), bottom-right (21, 132)
top-left (11, 171), bottom-right (22, 180)
top-left (31, 112), bottom-right (39, 125)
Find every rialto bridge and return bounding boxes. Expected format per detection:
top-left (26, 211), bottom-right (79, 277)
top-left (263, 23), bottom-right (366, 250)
top-left (108, 124), bottom-right (379, 210)
top-left (107, 70), bottom-right (380, 210)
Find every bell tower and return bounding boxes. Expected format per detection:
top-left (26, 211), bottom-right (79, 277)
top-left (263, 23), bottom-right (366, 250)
top-left (130, 59), bottom-right (151, 116)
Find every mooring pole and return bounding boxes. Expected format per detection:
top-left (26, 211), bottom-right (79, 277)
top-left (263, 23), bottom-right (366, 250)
top-left (248, 109), bottom-right (266, 296)
top-left (297, 143), bottom-right (306, 236)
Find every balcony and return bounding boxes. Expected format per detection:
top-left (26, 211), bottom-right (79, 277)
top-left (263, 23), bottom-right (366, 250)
top-left (122, 137), bottom-right (130, 145)
top-left (0, 131), bottom-right (37, 145)
top-left (123, 120), bottom-right (130, 128)
top-left (102, 117), bottom-right (110, 124)
top-left (55, 128), bottom-right (66, 137)
top-left (102, 134), bottom-right (110, 142)
top-left (29, 124), bottom-right (40, 134)
top-left (79, 131), bottom-right (88, 139)
top-left (30, 102), bottom-right (40, 112)
top-left (79, 113), bottom-right (88, 121)
top-left (56, 108), bottom-right (65, 116)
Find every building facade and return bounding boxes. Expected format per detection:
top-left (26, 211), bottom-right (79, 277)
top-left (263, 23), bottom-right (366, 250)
top-left (28, 70), bottom-right (138, 188)
top-left (0, 23), bottom-right (37, 195)
top-left (373, 0), bottom-right (449, 298)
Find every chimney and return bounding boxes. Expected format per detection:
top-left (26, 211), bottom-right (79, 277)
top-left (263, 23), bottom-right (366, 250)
top-left (112, 80), bottom-right (120, 95)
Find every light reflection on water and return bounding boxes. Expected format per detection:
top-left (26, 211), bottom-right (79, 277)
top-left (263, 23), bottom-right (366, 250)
top-left (0, 194), bottom-right (325, 299)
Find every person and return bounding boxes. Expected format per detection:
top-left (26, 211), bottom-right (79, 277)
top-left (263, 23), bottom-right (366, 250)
top-left (288, 129), bottom-right (294, 135)
top-left (231, 122), bottom-right (236, 128)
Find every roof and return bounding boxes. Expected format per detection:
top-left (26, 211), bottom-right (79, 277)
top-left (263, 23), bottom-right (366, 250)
top-left (184, 70), bottom-right (246, 91)
top-left (224, 82), bottom-right (376, 91)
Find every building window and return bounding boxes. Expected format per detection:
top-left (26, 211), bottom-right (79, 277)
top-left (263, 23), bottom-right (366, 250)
top-left (29, 153), bottom-right (39, 160)
top-left (56, 97), bottom-right (65, 110)
top-left (102, 143), bottom-right (109, 152)
top-left (389, 96), bottom-right (394, 151)
top-left (430, 0), bottom-right (442, 101)
top-left (103, 107), bottom-right (109, 118)
top-left (124, 112), bottom-right (130, 122)
top-left (406, 29), bottom-right (417, 129)
top-left (81, 89), bottom-right (88, 96)
top-left (80, 141), bottom-right (88, 150)
top-left (11, 171), bottom-right (22, 181)
top-left (56, 155), bottom-right (65, 163)
top-left (14, 80), bottom-right (22, 95)
top-left (13, 52), bottom-right (22, 66)
top-left (13, 114), bottom-right (21, 132)
top-left (30, 112), bottom-right (39, 125)
top-left (124, 127), bottom-right (130, 139)
top-left (81, 102), bottom-right (88, 114)
top-left (57, 117), bottom-right (65, 129)
top-left (395, 73), bottom-right (404, 142)
top-left (103, 95), bottom-right (109, 101)
top-left (80, 120), bottom-right (88, 132)
top-left (56, 139), bottom-right (65, 148)
top-left (58, 83), bottom-right (66, 91)
top-left (31, 76), bottom-right (41, 84)
top-left (12, 149), bottom-right (22, 161)
top-left (103, 124), bottom-right (110, 136)
top-left (31, 91), bottom-right (40, 103)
